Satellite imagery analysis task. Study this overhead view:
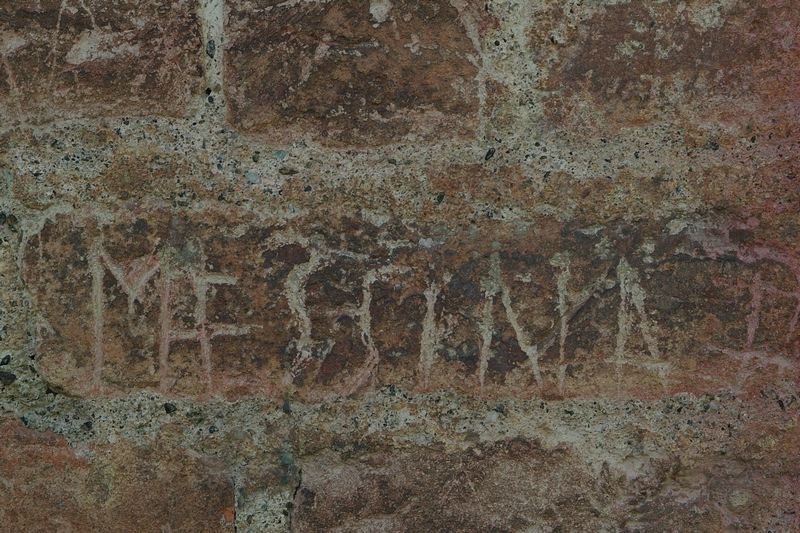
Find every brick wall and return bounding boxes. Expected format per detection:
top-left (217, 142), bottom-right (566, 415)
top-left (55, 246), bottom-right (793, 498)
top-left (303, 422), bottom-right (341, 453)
top-left (1, 0), bottom-right (799, 531)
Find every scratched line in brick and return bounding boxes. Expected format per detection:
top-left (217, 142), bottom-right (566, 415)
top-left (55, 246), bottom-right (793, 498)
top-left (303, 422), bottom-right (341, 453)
top-left (20, 208), bottom-right (800, 400)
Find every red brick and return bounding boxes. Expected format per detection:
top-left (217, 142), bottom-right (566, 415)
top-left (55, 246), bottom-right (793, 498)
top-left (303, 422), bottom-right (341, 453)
top-left (225, 0), bottom-right (489, 146)
top-left (532, 0), bottom-right (800, 140)
top-left (0, 417), bottom-right (234, 532)
top-left (292, 438), bottom-right (726, 532)
top-left (0, 0), bottom-right (204, 124)
top-left (20, 203), bottom-right (800, 401)
top-left (289, 404), bottom-right (800, 532)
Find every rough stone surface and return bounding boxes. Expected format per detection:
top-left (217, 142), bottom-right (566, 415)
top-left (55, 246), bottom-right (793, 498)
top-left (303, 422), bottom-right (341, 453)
top-left (1, 0), bottom-right (799, 531)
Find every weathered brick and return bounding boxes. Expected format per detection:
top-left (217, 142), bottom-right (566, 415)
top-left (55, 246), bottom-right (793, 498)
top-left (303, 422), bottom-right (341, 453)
top-left (0, 0), bottom-right (204, 124)
top-left (225, 0), bottom-right (489, 146)
top-left (290, 436), bottom-right (800, 532)
top-left (292, 439), bottom-right (628, 532)
top-left (21, 202), bottom-right (800, 401)
top-left (532, 0), bottom-right (800, 140)
top-left (0, 417), bottom-right (234, 532)
top-left (2, 0), bottom-right (800, 529)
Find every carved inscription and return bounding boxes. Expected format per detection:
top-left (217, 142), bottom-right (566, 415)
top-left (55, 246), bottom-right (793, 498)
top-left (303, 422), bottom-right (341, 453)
top-left (21, 207), bottom-right (800, 400)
